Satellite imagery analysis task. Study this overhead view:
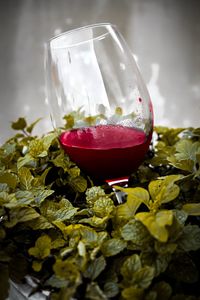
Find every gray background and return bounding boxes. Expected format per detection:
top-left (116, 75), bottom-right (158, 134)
top-left (0, 0), bottom-right (200, 143)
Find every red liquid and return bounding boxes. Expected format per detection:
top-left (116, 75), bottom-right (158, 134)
top-left (60, 125), bottom-right (152, 179)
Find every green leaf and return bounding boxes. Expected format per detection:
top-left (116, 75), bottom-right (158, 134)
top-left (29, 139), bottom-right (47, 158)
top-left (53, 258), bottom-right (80, 282)
top-left (115, 186), bottom-right (150, 214)
top-left (120, 219), bottom-right (152, 248)
top-left (178, 224), bottom-right (200, 251)
top-left (122, 287), bottom-right (144, 300)
top-left (27, 215), bottom-right (54, 229)
top-left (80, 226), bottom-right (98, 246)
top-left (17, 154), bottom-right (36, 169)
top-left (134, 266), bottom-right (155, 288)
top-left (11, 117), bottom-right (27, 130)
top-left (51, 238), bottom-right (66, 249)
top-left (18, 167), bottom-right (34, 190)
top-left (84, 255), bottom-right (106, 280)
top-left (80, 215), bottom-right (109, 229)
top-left (28, 235), bottom-right (51, 259)
top-left (152, 281), bottom-right (172, 300)
top-left (26, 118), bottom-right (42, 134)
top-left (69, 176), bottom-right (87, 193)
top-left (148, 175), bottom-right (181, 206)
top-left (4, 207), bottom-right (40, 227)
top-left (0, 183), bottom-right (9, 192)
top-left (141, 252), bottom-right (171, 277)
top-left (103, 281), bottom-right (119, 298)
top-left (86, 282), bottom-right (107, 300)
top-left (86, 186), bottom-right (106, 207)
top-left (33, 188), bottom-right (54, 205)
top-left (168, 140), bottom-right (200, 172)
top-left (45, 275), bottom-right (68, 288)
top-left (41, 198), bottom-right (77, 222)
top-left (0, 171), bottom-right (18, 189)
top-left (101, 238), bottom-right (127, 257)
top-left (182, 203), bottom-right (200, 216)
top-left (121, 254), bottom-right (142, 280)
top-left (93, 197), bottom-right (115, 217)
top-left (52, 152), bottom-right (72, 172)
top-left (32, 260), bottom-right (43, 272)
top-left (135, 210), bottom-right (173, 242)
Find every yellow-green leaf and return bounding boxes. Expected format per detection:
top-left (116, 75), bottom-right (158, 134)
top-left (101, 238), bottom-right (126, 257)
top-left (18, 167), bottom-right (33, 190)
top-left (122, 287), bottom-right (144, 300)
top-left (32, 260), bottom-right (43, 272)
top-left (182, 203), bottom-right (200, 216)
top-left (135, 210), bottom-right (173, 242)
top-left (0, 172), bottom-right (18, 189)
top-left (28, 235), bottom-right (51, 259)
top-left (11, 117), bottom-right (27, 130)
top-left (116, 187), bottom-right (149, 220)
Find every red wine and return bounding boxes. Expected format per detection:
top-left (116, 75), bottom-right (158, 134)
top-left (60, 125), bottom-right (152, 179)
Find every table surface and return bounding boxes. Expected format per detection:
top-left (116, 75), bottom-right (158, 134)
top-left (0, 0), bottom-right (200, 144)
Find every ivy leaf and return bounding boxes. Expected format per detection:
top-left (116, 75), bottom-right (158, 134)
top-left (11, 117), bottom-right (27, 130)
top-left (101, 238), bottom-right (127, 257)
top-left (84, 255), bottom-right (106, 280)
top-left (28, 235), bottom-right (51, 259)
top-left (135, 210), bottom-right (173, 242)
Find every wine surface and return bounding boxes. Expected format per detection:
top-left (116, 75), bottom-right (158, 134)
top-left (60, 125), bottom-right (152, 179)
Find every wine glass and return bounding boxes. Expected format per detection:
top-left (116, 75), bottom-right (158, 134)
top-left (45, 23), bottom-right (153, 183)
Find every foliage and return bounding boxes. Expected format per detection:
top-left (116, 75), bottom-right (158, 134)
top-left (0, 119), bottom-right (200, 299)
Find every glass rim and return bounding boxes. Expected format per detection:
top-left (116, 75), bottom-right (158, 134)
top-left (47, 22), bottom-right (117, 48)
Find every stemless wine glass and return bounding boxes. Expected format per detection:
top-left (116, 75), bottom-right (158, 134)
top-left (45, 23), bottom-right (153, 181)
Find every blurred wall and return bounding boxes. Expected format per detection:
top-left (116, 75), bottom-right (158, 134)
top-left (0, 0), bottom-right (200, 143)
